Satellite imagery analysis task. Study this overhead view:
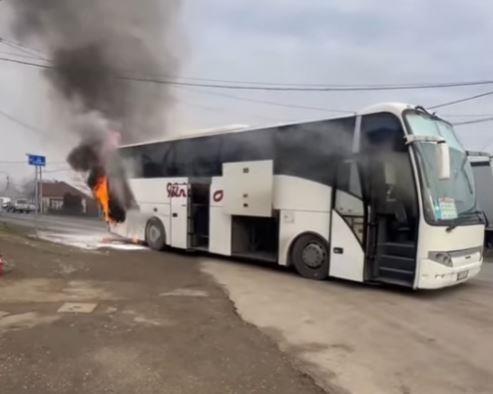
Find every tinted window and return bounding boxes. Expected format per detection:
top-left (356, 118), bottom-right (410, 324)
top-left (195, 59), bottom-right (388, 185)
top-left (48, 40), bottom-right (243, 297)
top-left (361, 112), bottom-right (405, 152)
top-left (121, 136), bottom-right (222, 178)
top-left (174, 137), bottom-right (221, 177)
top-left (276, 117), bottom-right (355, 185)
top-left (121, 116), bottom-right (355, 185)
top-left (221, 129), bottom-right (275, 163)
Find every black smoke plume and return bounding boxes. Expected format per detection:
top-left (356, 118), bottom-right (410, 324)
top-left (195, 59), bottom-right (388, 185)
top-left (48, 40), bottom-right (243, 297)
top-left (9, 0), bottom-right (182, 221)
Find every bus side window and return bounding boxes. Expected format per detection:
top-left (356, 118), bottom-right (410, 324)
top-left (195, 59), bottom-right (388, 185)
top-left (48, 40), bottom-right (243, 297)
top-left (160, 143), bottom-right (177, 177)
top-left (221, 130), bottom-right (275, 163)
top-left (193, 137), bottom-right (221, 176)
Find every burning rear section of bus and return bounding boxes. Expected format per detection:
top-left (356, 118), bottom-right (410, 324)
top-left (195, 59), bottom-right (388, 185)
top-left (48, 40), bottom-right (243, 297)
top-left (89, 173), bottom-right (131, 224)
top-left (92, 174), bottom-right (111, 221)
top-left (67, 133), bottom-right (134, 224)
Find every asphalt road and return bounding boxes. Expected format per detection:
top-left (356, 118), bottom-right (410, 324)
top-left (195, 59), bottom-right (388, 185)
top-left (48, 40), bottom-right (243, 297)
top-left (1, 213), bottom-right (492, 394)
top-left (0, 212), bottom-right (106, 234)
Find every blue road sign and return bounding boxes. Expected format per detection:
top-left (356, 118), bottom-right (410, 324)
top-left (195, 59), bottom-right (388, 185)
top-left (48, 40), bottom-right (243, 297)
top-left (27, 154), bottom-right (46, 167)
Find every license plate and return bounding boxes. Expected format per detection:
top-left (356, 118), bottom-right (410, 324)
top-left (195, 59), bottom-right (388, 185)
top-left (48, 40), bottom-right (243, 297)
top-left (457, 271), bottom-right (469, 281)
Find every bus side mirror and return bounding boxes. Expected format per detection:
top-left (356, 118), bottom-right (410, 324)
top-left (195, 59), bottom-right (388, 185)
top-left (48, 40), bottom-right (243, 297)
top-left (437, 141), bottom-right (451, 180)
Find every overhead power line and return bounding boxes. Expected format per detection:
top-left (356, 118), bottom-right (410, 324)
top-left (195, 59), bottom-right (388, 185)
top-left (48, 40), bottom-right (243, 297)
top-left (0, 50), bottom-right (48, 61)
top-left (0, 56), bottom-right (51, 69)
top-left (0, 56), bottom-right (351, 112)
top-left (0, 36), bottom-right (48, 60)
top-left (3, 35), bottom-right (493, 92)
top-left (0, 108), bottom-right (49, 135)
top-left (129, 71), bottom-right (493, 89)
top-left (3, 55), bottom-right (493, 92)
top-left (429, 90), bottom-right (493, 110)
top-left (121, 75), bottom-right (493, 92)
top-left (443, 113), bottom-right (493, 117)
top-left (176, 86), bottom-right (354, 114)
top-left (453, 116), bottom-right (493, 126)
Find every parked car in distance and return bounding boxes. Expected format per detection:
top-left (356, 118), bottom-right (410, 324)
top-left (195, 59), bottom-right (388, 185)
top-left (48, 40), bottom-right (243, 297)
top-left (0, 197), bottom-right (11, 210)
top-left (9, 199), bottom-right (35, 214)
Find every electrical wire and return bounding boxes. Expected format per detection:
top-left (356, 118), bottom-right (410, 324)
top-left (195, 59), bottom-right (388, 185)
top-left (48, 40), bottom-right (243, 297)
top-left (0, 108), bottom-right (50, 135)
top-left (0, 50), bottom-right (48, 61)
top-left (429, 90), bottom-right (493, 110)
top-left (0, 56), bottom-right (355, 114)
top-left (3, 35), bottom-right (493, 92)
top-left (442, 113), bottom-right (493, 117)
top-left (175, 86), bottom-right (354, 114)
top-left (3, 55), bottom-right (493, 92)
top-left (453, 116), bottom-right (493, 126)
top-left (120, 75), bottom-right (493, 92)
top-left (0, 114), bottom-right (49, 139)
top-left (0, 57), bottom-right (51, 69)
top-left (0, 37), bottom-right (48, 60)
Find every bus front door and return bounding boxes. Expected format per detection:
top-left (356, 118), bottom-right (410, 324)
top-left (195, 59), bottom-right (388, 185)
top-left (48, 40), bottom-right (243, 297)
top-left (361, 113), bottom-right (419, 287)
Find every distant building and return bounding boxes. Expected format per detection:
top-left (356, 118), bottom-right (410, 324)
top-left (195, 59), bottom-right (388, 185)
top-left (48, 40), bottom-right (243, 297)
top-left (39, 181), bottom-right (99, 217)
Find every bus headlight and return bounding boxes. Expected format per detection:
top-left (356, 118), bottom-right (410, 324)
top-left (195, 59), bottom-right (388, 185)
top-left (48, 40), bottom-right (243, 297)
top-left (428, 251), bottom-right (453, 267)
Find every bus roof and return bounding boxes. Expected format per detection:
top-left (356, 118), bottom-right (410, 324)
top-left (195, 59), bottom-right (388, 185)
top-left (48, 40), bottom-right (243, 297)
top-left (119, 102), bottom-right (416, 149)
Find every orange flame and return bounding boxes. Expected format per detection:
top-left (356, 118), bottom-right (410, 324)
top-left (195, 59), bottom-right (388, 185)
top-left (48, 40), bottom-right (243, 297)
top-left (93, 176), bottom-right (111, 222)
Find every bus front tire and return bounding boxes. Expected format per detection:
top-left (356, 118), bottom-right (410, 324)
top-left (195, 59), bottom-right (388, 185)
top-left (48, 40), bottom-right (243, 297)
top-left (291, 234), bottom-right (329, 280)
top-left (145, 218), bottom-right (166, 251)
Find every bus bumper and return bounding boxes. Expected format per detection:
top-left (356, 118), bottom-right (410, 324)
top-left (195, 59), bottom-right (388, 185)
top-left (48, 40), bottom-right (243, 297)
top-left (416, 258), bottom-right (483, 289)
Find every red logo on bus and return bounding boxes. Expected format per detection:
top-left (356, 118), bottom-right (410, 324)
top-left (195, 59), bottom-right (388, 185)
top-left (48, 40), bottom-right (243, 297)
top-left (213, 190), bottom-right (224, 202)
top-left (167, 182), bottom-right (188, 198)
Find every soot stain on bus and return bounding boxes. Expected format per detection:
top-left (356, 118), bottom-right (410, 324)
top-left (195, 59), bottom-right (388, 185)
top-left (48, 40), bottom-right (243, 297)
top-left (9, 0), bottom-right (182, 222)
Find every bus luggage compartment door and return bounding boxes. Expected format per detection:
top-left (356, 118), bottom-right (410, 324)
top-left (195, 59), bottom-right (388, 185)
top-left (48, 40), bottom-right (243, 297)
top-left (169, 180), bottom-right (189, 249)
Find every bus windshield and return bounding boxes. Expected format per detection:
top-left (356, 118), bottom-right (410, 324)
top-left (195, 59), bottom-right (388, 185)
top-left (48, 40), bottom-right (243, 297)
top-left (405, 111), bottom-right (478, 225)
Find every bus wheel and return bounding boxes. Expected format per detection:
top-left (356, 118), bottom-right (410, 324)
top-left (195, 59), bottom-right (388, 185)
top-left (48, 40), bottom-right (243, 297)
top-left (145, 218), bottom-right (166, 251)
top-left (291, 234), bottom-right (329, 280)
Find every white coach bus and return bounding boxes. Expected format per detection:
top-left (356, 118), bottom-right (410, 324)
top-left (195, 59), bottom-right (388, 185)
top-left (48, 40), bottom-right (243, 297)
top-left (113, 103), bottom-right (484, 289)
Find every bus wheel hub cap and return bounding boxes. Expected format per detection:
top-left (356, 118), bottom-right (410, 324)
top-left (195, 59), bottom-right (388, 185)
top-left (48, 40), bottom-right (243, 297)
top-left (302, 243), bottom-right (325, 268)
top-left (149, 226), bottom-right (160, 242)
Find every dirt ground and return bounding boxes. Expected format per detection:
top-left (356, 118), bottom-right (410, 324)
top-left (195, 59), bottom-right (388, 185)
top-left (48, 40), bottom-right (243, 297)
top-left (202, 258), bottom-right (493, 394)
top-left (0, 224), bottom-right (325, 394)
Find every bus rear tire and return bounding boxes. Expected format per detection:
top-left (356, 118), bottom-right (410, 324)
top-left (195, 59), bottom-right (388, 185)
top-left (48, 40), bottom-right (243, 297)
top-left (291, 234), bottom-right (329, 280)
top-left (145, 218), bottom-right (166, 251)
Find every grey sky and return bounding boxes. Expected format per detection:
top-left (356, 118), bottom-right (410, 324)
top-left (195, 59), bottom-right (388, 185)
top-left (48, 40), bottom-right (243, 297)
top-left (1, 0), bottom-right (492, 187)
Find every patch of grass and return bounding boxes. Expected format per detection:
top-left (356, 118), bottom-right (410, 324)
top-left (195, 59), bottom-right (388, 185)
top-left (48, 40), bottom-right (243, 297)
top-left (0, 222), bottom-right (33, 238)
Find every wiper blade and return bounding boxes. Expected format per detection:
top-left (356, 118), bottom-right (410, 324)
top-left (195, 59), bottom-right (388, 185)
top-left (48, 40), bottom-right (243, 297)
top-left (446, 221), bottom-right (459, 232)
top-left (446, 210), bottom-right (486, 232)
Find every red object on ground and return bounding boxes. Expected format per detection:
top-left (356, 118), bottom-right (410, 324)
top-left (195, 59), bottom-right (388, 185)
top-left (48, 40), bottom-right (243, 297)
top-left (0, 255), bottom-right (12, 276)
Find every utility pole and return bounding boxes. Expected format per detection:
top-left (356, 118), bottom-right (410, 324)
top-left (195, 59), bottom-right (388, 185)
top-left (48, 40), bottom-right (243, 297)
top-left (39, 166), bottom-right (43, 214)
top-left (27, 154), bottom-right (46, 216)
top-left (34, 166), bottom-right (39, 215)
top-left (0, 171), bottom-right (9, 193)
